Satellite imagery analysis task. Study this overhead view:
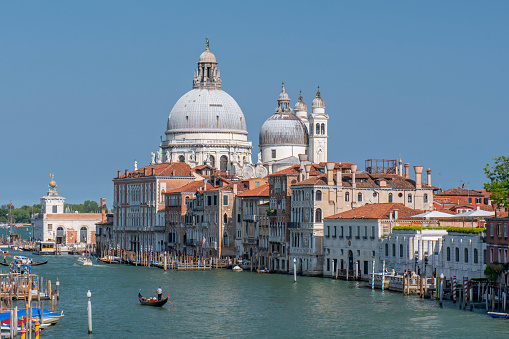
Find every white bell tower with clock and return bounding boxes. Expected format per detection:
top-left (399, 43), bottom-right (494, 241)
top-left (308, 87), bottom-right (328, 164)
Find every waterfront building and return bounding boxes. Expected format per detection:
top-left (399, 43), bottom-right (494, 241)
top-left (31, 178), bottom-right (102, 246)
top-left (485, 217), bottom-right (509, 285)
top-left (323, 203), bottom-right (421, 279)
top-left (236, 183), bottom-right (270, 265)
top-left (438, 231), bottom-right (486, 280)
top-left (95, 212), bottom-right (114, 256)
top-left (112, 162), bottom-right (198, 253)
top-left (289, 159), bottom-right (436, 276)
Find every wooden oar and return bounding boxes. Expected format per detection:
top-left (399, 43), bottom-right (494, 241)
top-left (167, 295), bottom-right (175, 306)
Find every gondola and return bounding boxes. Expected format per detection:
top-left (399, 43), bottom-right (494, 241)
top-left (138, 290), bottom-right (168, 307)
top-left (0, 260), bottom-right (48, 267)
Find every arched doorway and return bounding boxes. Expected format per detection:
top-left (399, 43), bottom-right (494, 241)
top-left (56, 227), bottom-right (65, 244)
top-left (80, 227), bottom-right (88, 243)
top-left (348, 250), bottom-right (354, 271)
top-left (220, 155), bottom-right (228, 172)
top-left (178, 155), bottom-right (185, 162)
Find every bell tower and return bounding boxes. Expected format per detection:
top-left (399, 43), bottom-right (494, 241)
top-left (308, 87), bottom-right (328, 164)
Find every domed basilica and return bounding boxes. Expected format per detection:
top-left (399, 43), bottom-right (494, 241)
top-left (158, 41), bottom-right (329, 178)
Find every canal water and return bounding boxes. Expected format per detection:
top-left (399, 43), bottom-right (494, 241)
top-left (8, 252), bottom-right (509, 338)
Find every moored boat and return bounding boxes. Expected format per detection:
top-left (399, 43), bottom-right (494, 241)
top-left (232, 265), bottom-right (243, 272)
top-left (487, 311), bottom-right (509, 319)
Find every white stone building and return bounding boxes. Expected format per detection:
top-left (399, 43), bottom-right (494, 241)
top-left (31, 179), bottom-right (101, 245)
top-left (322, 203), bottom-right (423, 279)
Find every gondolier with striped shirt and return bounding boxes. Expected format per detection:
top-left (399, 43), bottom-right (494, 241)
top-left (156, 286), bottom-right (162, 301)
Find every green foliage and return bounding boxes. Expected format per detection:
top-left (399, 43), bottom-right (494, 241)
top-left (484, 156), bottom-right (509, 209)
top-left (445, 227), bottom-right (486, 234)
top-left (484, 265), bottom-right (503, 281)
top-left (393, 226), bottom-right (424, 231)
top-left (65, 200), bottom-right (101, 213)
top-left (0, 204), bottom-right (40, 224)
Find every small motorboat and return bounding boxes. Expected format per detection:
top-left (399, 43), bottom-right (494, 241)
top-left (138, 290), bottom-right (168, 307)
top-left (488, 312), bottom-right (509, 319)
top-left (78, 257), bottom-right (93, 266)
top-left (257, 267), bottom-right (269, 273)
top-left (232, 265), bottom-right (243, 272)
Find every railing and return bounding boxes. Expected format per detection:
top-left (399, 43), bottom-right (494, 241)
top-left (243, 214), bottom-right (258, 222)
top-left (185, 239), bottom-right (197, 246)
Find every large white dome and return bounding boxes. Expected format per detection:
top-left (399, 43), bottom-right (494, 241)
top-left (167, 88), bottom-right (247, 134)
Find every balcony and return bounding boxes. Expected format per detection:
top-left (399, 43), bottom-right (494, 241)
top-left (185, 239), bottom-right (197, 246)
top-left (243, 214), bottom-right (258, 222)
top-left (287, 222), bottom-right (301, 229)
top-left (267, 210), bottom-right (277, 217)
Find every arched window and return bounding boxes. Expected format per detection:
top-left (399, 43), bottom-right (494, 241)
top-left (358, 193), bottom-right (363, 202)
top-left (474, 248), bottom-right (478, 263)
top-left (56, 227), bottom-right (65, 244)
top-left (321, 123), bottom-right (325, 135)
top-left (388, 193), bottom-right (393, 203)
top-left (208, 155), bottom-right (215, 167)
top-left (455, 247), bottom-right (460, 262)
top-left (392, 243), bottom-right (396, 257)
top-left (424, 193), bottom-right (428, 203)
top-left (220, 155), bottom-right (228, 172)
top-left (315, 208), bottom-right (322, 223)
top-left (447, 247), bottom-right (451, 261)
top-left (385, 243), bottom-right (389, 256)
top-left (408, 194), bottom-right (412, 203)
top-left (400, 244), bottom-right (403, 257)
top-left (316, 123), bottom-right (320, 135)
top-left (316, 190), bottom-right (322, 201)
top-left (345, 192), bottom-right (350, 202)
top-left (223, 213), bottom-right (228, 224)
top-left (464, 248), bottom-right (469, 263)
top-left (80, 226), bottom-right (88, 243)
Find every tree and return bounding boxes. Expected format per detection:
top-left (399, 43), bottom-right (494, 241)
top-left (484, 156), bottom-right (509, 210)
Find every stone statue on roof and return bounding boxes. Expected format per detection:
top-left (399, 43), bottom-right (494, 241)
top-left (150, 152), bottom-right (155, 165)
top-left (165, 151), bottom-right (171, 163)
top-left (134, 160), bottom-right (138, 171)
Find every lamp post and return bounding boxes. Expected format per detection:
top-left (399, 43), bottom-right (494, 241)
top-left (293, 258), bottom-right (297, 282)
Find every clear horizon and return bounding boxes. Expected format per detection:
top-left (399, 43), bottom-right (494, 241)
top-left (1, 1), bottom-right (507, 207)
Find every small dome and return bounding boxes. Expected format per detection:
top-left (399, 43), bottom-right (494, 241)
top-left (294, 92), bottom-right (307, 112)
top-left (259, 113), bottom-right (308, 146)
top-left (278, 82), bottom-right (290, 102)
top-left (199, 50), bottom-right (217, 63)
top-left (312, 88), bottom-right (325, 108)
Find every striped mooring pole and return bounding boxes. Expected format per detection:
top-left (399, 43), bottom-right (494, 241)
top-left (381, 260), bottom-right (386, 291)
top-left (372, 260), bottom-right (375, 290)
top-left (463, 277), bottom-right (468, 302)
top-left (35, 321), bottom-right (40, 339)
top-left (452, 276), bottom-right (457, 302)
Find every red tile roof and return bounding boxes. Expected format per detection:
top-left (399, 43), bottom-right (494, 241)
top-left (165, 180), bottom-right (209, 194)
top-left (117, 162), bottom-right (194, 179)
top-left (325, 203), bottom-right (422, 220)
top-left (237, 184), bottom-right (270, 197)
top-left (436, 187), bottom-right (484, 197)
top-left (270, 164), bottom-right (323, 176)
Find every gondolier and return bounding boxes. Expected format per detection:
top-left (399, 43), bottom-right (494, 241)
top-left (157, 286), bottom-right (162, 301)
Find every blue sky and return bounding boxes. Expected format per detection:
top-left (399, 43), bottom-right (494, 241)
top-left (1, 1), bottom-right (508, 207)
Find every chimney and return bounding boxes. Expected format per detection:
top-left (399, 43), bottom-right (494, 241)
top-left (100, 197), bottom-right (106, 207)
top-left (414, 166), bottom-right (423, 189)
top-left (399, 159), bottom-right (403, 177)
top-left (117, 170), bottom-right (121, 178)
top-left (233, 183), bottom-right (238, 195)
top-left (305, 164), bottom-right (311, 180)
top-left (351, 164), bottom-right (357, 188)
top-left (203, 179), bottom-right (207, 191)
top-left (125, 169), bottom-right (129, 177)
top-left (326, 163), bottom-right (335, 186)
top-left (151, 167), bottom-right (155, 176)
top-left (394, 209), bottom-right (399, 220)
top-left (299, 154), bottom-right (308, 182)
top-left (144, 167), bottom-right (147, 176)
top-left (404, 163), bottom-right (409, 179)
top-left (426, 168), bottom-right (431, 186)
top-left (336, 166), bottom-right (342, 187)
top-left (101, 209), bottom-right (106, 222)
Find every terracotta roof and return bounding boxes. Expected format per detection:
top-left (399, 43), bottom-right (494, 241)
top-left (325, 203), bottom-right (422, 220)
top-left (117, 162), bottom-right (194, 179)
top-left (436, 187), bottom-right (484, 197)
top-left (237, 184), bottom-right (270, 197)
top-left (270, 164), bottom-right (323, 176)
top-left (165, 180), bottom-right (208, 194)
